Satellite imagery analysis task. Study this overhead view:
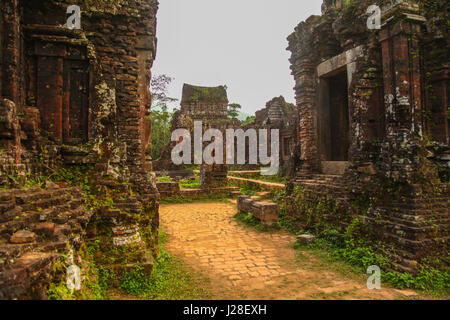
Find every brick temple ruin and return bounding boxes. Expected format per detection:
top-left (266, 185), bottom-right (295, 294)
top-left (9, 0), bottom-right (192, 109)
top-left (285, 0), bottom-right (449, 273)
top-left (155, 85), bottom-right (299, 175)
top-left (155, 84), bottom-right (239, 197)
top-left (0, 0), bottom-right (448, 300)
top-left (242, 96), bottom-right (298, 173)
top-left (0, 0), bottom-right (160, 299)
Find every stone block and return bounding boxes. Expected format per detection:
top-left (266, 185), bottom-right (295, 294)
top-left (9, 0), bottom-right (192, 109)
top-left (296, 234), bottom-right (316, 245)
top-left (34, 222), bottom-right (55, 236)
top-left (237, 196), bottom-right (279, 226)
top-left (9, 230), bottom-right (36, 244)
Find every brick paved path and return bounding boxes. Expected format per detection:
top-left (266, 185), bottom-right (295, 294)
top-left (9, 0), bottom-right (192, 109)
top-left (160, 201), bottom-right (422, 300)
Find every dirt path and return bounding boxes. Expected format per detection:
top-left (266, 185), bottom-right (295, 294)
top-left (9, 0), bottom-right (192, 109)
top-left (160, 201), bottom-right (422, 300)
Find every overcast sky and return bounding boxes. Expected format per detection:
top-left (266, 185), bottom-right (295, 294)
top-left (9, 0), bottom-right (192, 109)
top-left (152, 0), bottom-right (322, 115)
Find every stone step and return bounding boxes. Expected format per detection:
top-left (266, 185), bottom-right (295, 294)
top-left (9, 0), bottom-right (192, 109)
top-left (0, 206), bottom-right (23, 223)
top-left (113, 202), bottom-right (142, 213)
top-left (296, 173), bottom-right (342, 180)
top-left (0, 191), bottom-right (14, 202)
top-left (0, 200), bottom-right (16, 214)
top-left (22, 194), bottom-right (72, 212)
top-left (0, 252), bottom-right (60, 298)
top-left (237, 196), bottom-right (278, 226)
top-left (321, 161), bottom-right (350, 175)
top-left (0, 243), bottom-right (38, 269)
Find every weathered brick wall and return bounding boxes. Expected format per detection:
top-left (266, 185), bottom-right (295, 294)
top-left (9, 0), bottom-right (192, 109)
top-left (1, 0), bottom-right (159, 196)
top-left (180, 84), bottom-right (228, 120)
top-left (244, 96), bottom-right (298, 173)
top-left (0, 185), bottom-right (93, 299)
top-left (286, 0), bottom-right (449, 273)
top-left (0, 0), bottom-right (161, 298)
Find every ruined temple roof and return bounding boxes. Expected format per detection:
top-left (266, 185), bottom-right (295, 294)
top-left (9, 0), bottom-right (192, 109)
top-left (181, 84), bottom-right (228, 104)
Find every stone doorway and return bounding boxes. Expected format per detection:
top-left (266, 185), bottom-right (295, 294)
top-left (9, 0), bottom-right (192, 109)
top-left (318, 69), bottom-right (350, 163)
top-left (63, 59), bottom-right (90, 145)
top-left (33, 39), bottom-right (90, 145)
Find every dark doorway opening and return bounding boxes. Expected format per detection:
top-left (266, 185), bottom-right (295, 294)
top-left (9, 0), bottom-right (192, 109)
top-left (63, 59), bottom-right (89, 145)
top-left (318, 70), bottom-right (350, 161)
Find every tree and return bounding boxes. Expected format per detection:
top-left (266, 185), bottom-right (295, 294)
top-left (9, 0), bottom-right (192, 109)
top-left (151, 74), bottom-right (178, 106)
top-left (150, 74), bottom-right (177, 160)
top-left (242, 115), bottom-right (256, 126)
top-left (227, 103), bottom-right (242, 120)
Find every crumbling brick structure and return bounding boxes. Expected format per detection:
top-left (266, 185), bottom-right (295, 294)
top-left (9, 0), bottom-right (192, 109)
top-left (243, 96), bottom-right (298, 174)
top-left (180, 83), bottom-right (229, 120)
top-left (154, 83), bottom-right (238, 189)
top-left (286, 0), bottom-right (449, 273)
top-left (0, 0), bottom-right (160, 298)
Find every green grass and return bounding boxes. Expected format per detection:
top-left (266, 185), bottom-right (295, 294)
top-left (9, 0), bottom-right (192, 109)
top-left (293, 229), bottom-right (450, 298)
top-left (230, 172), bottom-right (286, 184)
top-left (47, 232), bottom-right (216, 300)
top-left (160, 196), bottom-right (231, 205)
top-left (179, 177), bottom-right (200, 189)
top-left (157, 175), bottom-right (172, 182)
top-left (239, 186), bottom-right (258, 196)
top-left (234, 212), bottom-right (280, 233)
top-left (117, 233), bottom-right (214, 300)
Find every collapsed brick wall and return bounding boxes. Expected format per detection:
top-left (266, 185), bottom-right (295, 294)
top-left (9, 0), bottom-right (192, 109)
top-left (0, 184), bottom-right (93, 299)
top-left (243, 96), bottom-right (298, 174)
top-left (286, 0), bottom-right (449, 273)
top-left (180, 83), bottom-right (229, 120)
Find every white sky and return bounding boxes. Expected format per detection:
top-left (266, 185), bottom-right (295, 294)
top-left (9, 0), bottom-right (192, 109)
top-left (152, 0), bottom-right (323, 115)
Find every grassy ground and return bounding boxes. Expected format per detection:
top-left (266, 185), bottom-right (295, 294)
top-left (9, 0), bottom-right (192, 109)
top-left (233, 211), bottom-right (450, 299)
top-left (108, 233), bottom-right (215, 300)
top-left (47, 232), bottom-right (217, 300)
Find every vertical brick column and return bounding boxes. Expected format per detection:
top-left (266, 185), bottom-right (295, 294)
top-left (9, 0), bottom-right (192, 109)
top-left (378, 1), bottom-right (428, 182)
top-left (379, 2), bottom-right (425, 138)
top-left (2, 0), bottom-right (20, 105)
top-left (292, 58), bottom-right (321, 172)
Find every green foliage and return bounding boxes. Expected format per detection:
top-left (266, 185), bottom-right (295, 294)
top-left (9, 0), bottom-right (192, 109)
top-left (295, 220), bottom-right (450, 296)
top-left (232, 172), bottom-right (286, 184)
top-left (227, 103), bottom-right (242, 120)
top-left (47, 241), bottom-right (113, 300)
top-left (188, 85), bottom-right (227, 103)
top-left (54, 165), bottom-right (93, 193)
top-left (157, 175), bottom-right (172, 182)
top-left (160, 195), bottom-right (230, 205)
top-left (241, 115), bottom-right (256, 126)
top-left (179, 177), bottom-right (200, 189)
top-left (239, 186), bottom-right (258, 196)
top-left (119, 266), bottom-right (152, 295)
top-left (150, 105), bottom-right (173, 161)
top-left (150, 74), bottom-right (177, 161)
top-left (119, 233), bottom-right (213, 299)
